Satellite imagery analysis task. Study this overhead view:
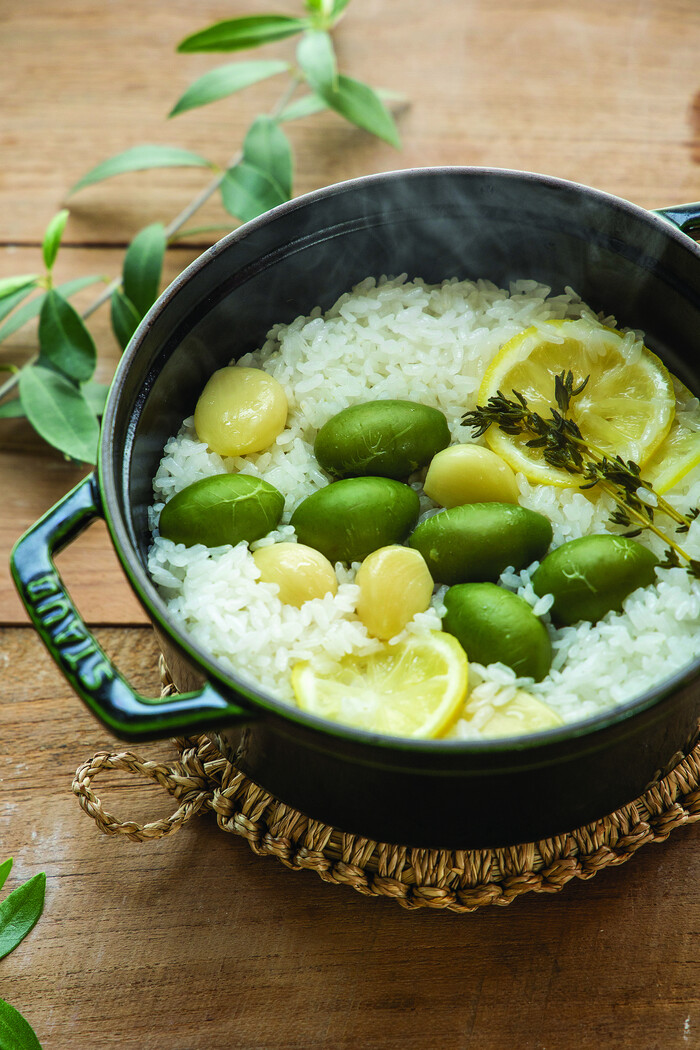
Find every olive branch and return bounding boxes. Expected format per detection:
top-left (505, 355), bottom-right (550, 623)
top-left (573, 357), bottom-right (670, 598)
top-left (0, 0), bottom-right (404, 464)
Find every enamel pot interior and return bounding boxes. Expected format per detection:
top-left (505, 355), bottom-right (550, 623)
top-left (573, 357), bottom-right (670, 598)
top-left (101, 168), bottom-right (700, 848)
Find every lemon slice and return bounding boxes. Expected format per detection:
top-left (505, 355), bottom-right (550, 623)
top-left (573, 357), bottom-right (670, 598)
top-left (291, 631), bottom-right (468, 738)
top-left (641, 376), bottom-right (700, 494)
top-left (478, 318), bottom-right (675, 487)
top-left (465, 688), bottom-right (563, 738)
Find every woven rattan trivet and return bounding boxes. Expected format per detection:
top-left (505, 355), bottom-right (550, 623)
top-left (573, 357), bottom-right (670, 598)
top-left (72, 660), bottom-right (700, 913)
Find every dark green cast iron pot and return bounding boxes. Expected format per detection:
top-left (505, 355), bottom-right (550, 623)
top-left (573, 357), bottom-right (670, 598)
top-left (11, 168), bottom-right (700, 849)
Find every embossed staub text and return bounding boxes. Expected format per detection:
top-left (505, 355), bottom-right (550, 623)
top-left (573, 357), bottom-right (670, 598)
top-left (24, 572), bottom-right (115, 692)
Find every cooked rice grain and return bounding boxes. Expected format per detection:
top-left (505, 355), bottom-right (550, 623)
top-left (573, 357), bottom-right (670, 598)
top-left (148, 275), bottom-right (700, 733)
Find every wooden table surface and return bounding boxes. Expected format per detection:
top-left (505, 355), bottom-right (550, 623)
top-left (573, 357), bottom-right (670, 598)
top-left (2, 2), bottom-right (700, 1047)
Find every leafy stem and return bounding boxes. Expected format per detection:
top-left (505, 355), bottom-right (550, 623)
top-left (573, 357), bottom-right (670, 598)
top-left (0, 858), bottom-right (46, 1049)
top-left (595, 478), bottom-right (694, 566)
top-left (0, 4), bottom-right (403, 462)
top-left (0, 73), bottom-right (303, 409)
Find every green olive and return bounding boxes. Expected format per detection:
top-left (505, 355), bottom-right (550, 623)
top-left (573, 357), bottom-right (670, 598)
top-left (531, 534), bottom-right (659, 625)
top-left (158, 473), bottom-right (284, 548)
top-left (443, 583), bottom-right (552, 681)
top-left (290, 476), bottom-right (420, 564)
top-left (314, 399), bottom-right (451, 480)
top-left (408, 502), bottom-right (552, 584)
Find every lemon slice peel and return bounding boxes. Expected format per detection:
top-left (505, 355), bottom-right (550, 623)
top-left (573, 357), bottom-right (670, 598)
top-left (291, 631), bottom-right (468, 739)
top-left (641, 377), bottom-right (700, 494)
top-left (457, 687), bottom-right (563, 739)
top-left (478, 318), bottom-right (675, 488)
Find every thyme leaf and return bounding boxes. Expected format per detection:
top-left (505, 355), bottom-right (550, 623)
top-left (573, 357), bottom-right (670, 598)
top-left (463, 371), bottom-right (700, 579)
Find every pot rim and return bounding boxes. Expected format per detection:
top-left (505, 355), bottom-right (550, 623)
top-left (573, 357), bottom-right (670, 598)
top-left (98, 164), bottom-right (700, 755)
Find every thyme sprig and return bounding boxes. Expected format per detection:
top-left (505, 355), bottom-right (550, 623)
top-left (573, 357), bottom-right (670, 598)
top-left (463, 370), bottom-right (700, 579)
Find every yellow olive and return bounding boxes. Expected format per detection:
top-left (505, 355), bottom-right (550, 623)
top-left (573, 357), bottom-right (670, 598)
top-left (424, 444), bottom-right (519, 507)
top-left (252, 542), bottom-right (338, 607)
top-left (194, 366), bottom-right (288, 457)
top-left (355, 545), bottom-right (434, 639)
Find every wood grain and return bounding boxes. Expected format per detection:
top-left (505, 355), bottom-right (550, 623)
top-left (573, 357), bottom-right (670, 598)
top-left (2, 0), bottom-right (700, 624)
top-left (2, 628), bottom-right (700, 1050)
top-left (2, 1), bottom-right (700, 1046)
top-left (1, 0), bottom-right (699, 247)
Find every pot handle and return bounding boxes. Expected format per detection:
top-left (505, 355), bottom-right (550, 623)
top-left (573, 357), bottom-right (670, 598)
top-left (10, 473), bottom-right (254, 742)
top-left (653, 202), bottom-right (700, 238)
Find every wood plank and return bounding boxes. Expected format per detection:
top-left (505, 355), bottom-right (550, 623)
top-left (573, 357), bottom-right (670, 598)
top-left (2, 627), bottom-right (700, 1050)
top-left (1, 0), bottom-right (699, 250)
top-left (2, 0), bottom-right (700, 628)
top-left (2, 2), bottom-right (700, 1044)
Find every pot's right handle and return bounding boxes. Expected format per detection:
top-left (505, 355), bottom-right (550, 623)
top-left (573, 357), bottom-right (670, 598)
top-left (10, 473), bottom-right (255, 742)
top-left (653, 202), bottom-right (700, 238)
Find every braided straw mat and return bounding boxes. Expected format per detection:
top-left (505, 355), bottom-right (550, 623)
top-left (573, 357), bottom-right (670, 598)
top-left (72, 661), bottom-right (700, 914)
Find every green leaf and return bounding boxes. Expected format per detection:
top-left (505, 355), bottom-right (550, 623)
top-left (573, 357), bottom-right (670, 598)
top-left (330, 0), bottom-right (352, 21)
top-left (38, 290), bottom-right (97, 383)
top-left (220, 161), bottom-right (288, 223)
top-left (55, 276), bottom-right (105, 299)
top-left (305, 0), bottom-right (342, 27)
top-left (0, 275), bottom-right (103, 346)
top-left (242, 117), bottom-right (292, 198)
top-left (316, 74), bottom-right (400, 147)
top-left (297, 30), bottom-right (337, 96)
top-left (0, 275), bottom-right (39, 301)
top-left (0, 860), bottom-right (11, 894)
top-left (69, 146), bottom-right (212, 195)
top-left (123, 223), bottom-right (166, 317)
top-left (169, 60), bottom-right (288, 117)
top-left (7, 379), bottom-right (111, 423)
top-left (277, 86), bottom-right (404, 124)
top-left (81, 381), bottom-right (110, 416)
top-left (110, 289), bottom-right (142, 351)
top-left (0, 285), bottom-right (38, 327)
top-left (0, 999), bottom-right (43, 1050)
top-left (0, 400), bottom-right (25, 419)
top-left (0, 871), bottom-right (45, 962)
top-left (178, 15), bottom-right (308, 53)
top-left (278, 92), bottom-right (329, 122)
top-left (42, 210), bottom-right (69, 272)
top-left (19, 366), bottom-right (99, 463)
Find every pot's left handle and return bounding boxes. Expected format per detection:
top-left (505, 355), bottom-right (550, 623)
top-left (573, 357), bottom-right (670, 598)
top-left (10, 474), bottom-right (254, 742)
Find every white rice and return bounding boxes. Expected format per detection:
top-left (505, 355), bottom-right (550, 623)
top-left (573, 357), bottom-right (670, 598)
top-left (147, 275), bottom-right (700, 736)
